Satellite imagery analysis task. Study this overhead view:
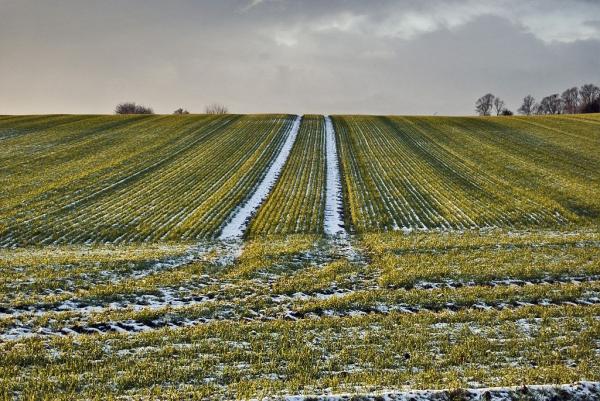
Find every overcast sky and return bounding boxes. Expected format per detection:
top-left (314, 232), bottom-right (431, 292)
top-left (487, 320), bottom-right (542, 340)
top-left (1, 0), bottom-right (599, 115)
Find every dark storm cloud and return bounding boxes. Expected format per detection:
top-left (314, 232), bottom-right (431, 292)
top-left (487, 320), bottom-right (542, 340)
top-left (1, 0), bottom-right (599, 115)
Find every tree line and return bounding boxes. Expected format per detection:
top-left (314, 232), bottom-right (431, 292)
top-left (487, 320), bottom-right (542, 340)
top-left (114, 102), bottom-right (228, 115)
top-left (475, 83), bottom-right (600, 116)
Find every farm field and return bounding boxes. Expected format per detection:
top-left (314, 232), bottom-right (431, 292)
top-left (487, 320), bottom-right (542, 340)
top-left (0, 114), bottom-right (295, 245)
top-left (333, 114), bottom-right (600, 232)
top-left (2, 113), bottom-right (599, 245)
top-left (247, 115), bottom-right (326, 236)
top-left (1, 113), bottom-right (599, 400)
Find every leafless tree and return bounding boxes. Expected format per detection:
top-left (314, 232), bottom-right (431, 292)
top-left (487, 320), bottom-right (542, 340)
top-left (475, 93), bottom-right (495, 116)
top-left (549, 94), bottom-right (563, 114)
top-left (538, 98), bottom-right (550, 114)
top-left (173, 108), bottom-right (190, 115)
top-left (579, 84), bottom-right (600, 113)
top-left (580, 84), bottom-right (600, 105)
top-left (493, 97), bottom-right (505, 116)
top-left (115, 102), bottom-right (154, 115)
top-left (561, 87), bottom-right (579, 114)
top-left (539, 94), bottom-right (562, 115)
top-left (518, 95), bottom-right (536, 116)
top-left (205, 103), bottom-right (228, 114)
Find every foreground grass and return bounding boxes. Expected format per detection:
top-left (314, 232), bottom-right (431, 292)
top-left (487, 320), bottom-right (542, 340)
top-left (2, 305), bottom-right (598, 399)
top-left (1, 230), bottom-right (599, 399)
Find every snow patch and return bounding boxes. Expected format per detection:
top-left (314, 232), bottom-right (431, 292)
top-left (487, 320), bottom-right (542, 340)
top-left (323, 116), bottom-right (346, 237)
top-left (257, 381), bottom-right (600, 401)
top-left (220, 115), bottom-right (302, 239)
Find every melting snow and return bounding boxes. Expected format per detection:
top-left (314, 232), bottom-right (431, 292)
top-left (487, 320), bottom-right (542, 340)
top-left (258, 381), bottom-right (600, 401)
top-left (220, 115), bottom-right (302, 239)
top-left (323, 116), bottom-right (346, 237)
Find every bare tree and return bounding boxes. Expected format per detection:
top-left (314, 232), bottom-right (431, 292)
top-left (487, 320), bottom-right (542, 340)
top-left (538, 98), bottom-right (550, 114)
top-left (518, 95), bottom-right (536, 116)
top-left (205, 103), bottom-right (228, 114)
top-left (549, 94), bottom-right (563, 114)
top-left (115, 102), bottom-right (154, 115)
top-left (475, 93), bottom-right (495, 116)
top-left (493, 97), bottom-right (505, 116)
top-left (580, 84), bottom-right (600, 105)
top-left (539, 94), bottom-right (562, 115)
top-left (579, 84), bottom-right (600, 113)
top-left (561, 87), bottom-right (579, 114)
top-left (173, 108), bottom-right (190, 115)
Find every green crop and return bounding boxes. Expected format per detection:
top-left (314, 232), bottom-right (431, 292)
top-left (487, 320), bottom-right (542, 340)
top-left (0, 113), bottom-right (599, 399)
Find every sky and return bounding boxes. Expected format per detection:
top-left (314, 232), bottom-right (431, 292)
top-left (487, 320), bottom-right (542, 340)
top-left (1, 0), bottom-right (599, 115)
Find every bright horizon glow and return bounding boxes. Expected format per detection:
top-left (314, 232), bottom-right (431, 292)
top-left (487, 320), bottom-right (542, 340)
top-left (1, 0), bottom-right (599, 116)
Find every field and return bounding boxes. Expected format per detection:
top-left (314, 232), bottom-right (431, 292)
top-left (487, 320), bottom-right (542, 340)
top-left (1, 113), bottom-right (599, 400)
top-left (0, 114), bottom-right (294, 244)
top-left (334, 115), bottom-right (600, 231)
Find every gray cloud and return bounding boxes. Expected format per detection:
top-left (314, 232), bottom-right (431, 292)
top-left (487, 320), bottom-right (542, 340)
top-left (0, 0), bottom-right (599, 115)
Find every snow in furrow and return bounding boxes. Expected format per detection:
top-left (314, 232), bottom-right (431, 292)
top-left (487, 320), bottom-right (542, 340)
top-left (3, 294), bottom-right (599, 340)
top-left (259, 382), bottom-right (600, 401)
top-left (220, 115), bottom-right (302, 239)
top-left (323, 116), bottom-right (346, 237)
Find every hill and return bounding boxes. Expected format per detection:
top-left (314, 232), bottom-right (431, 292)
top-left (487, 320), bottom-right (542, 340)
top-left (1, 113), bottom-right (599, 399)
top-left (1, 114), bottom-right (599, 245)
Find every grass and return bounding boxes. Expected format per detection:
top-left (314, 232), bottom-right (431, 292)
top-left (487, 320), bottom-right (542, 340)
top-left (361, 230), bottom-right (600, 287)
top-left (248, 115), bottom-right (326, 236)
top-left (1, 230), bottom-right (599, 398)
top-left (0, 113), bottom-right (599, 399)
top-left (2, 304), bottom-right (598, 399)
top-left (333, 114), bottom-right (600, 233)
top-left (0, 114), bottom-right (296, 245)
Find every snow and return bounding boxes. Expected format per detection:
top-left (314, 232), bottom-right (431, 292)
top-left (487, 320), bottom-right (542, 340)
top-left (258, 381), bottom-right (600, 401)
top-left (220, 115), bottom-right (302, 239)
top-left (323, 116), bottom-right (346, 237)
top-left (2, 293), bottom-right (598, 341)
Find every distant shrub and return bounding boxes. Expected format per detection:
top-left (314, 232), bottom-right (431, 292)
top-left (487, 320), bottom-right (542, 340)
top-left (501, 109), bottom-right (514, 116)
top-left (115, 102), bottom-right (154, 115)
top-left (205, 103), bottom-right (228, 114)
top-left (173, 108), bottom-right (190, 115)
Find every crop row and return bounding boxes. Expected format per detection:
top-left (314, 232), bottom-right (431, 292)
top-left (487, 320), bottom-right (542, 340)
top-left (0, 115), bottom-right (296, 245)
top-left (247, 115), bottom-right (326, 236)
top-left (332, 115), bottom-right (600, 233)
top-left (1, 114), bottom-right (599, 243)
top-left (1, 115), bottom-right (200, 215)
top-left (422, 115), bottom-right (600, 224)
